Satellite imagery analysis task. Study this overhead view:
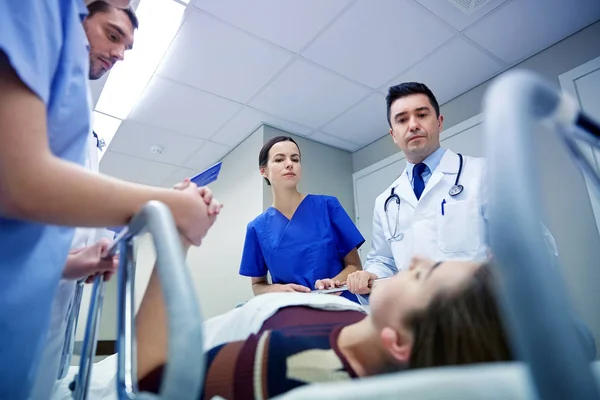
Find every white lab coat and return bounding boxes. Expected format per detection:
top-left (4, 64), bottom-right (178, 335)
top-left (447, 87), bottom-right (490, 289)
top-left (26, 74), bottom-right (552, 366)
top-left (364, 149), bottom-right (557, 281)
top-left (365, 149), bottom-right (489, 278)
top-left (31, 133), bottom-right (113, 399)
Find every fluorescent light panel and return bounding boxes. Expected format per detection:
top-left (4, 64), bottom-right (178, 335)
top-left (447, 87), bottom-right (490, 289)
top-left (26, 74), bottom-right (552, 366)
top-left (93, 111), bottom-right (123, 160)
top-left (95, 0), bottom-right (186, 120)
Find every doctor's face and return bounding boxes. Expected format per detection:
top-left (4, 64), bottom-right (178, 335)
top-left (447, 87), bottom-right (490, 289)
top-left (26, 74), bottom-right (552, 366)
top-left (84, 4), bottom-right (135, 80)
top-left (389, 94), bottom-right (443, 164)
top-left (369, 256), bottom-right (481, 331)
top-left (261, 141), bottom-right (302, 188)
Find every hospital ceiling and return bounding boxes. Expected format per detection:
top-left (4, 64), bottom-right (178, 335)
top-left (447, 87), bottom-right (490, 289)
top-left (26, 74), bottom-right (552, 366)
top-left (96, 0), bottom-right (600, 187)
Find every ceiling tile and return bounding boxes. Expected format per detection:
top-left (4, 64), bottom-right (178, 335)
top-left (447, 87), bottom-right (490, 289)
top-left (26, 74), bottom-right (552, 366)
top-left (321, 93), bottom-right (389, 146)
top-left (129, 76), bottom-right (242, 139)
top-left (108, 120), bottom-right (206, 166)
top-left (192, 0), bottom-right (353, 53)
top-left (301, 0), bottom-right (455, 88)
top-left (156, 10), bottom-right (293, 103)
top-left (99, 151), bottom-right (179, 186)
top-left (414, 0), bottom-right (508, 31)
top-left (388, 36), bottom-right (505, 105)
top-left (184, 141), bottom-right (232, 171)
top-left (162, 166), bottom-right (199, 188)
top-left (211, 106), bottom-right (313, 147)
top-left (249, 59), bottom-right (370, 128)
top-left (309, 131), bottom-right (360, 152)
top-left (464, 0), bottom-right (600, 64)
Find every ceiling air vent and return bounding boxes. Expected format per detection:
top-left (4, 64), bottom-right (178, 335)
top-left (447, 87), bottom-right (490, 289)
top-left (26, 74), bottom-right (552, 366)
top-left (447, 0), bottom-right (494, 15)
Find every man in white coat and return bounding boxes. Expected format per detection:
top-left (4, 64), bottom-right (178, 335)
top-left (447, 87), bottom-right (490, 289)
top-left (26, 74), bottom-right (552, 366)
top-left (30, 3), bottom-right (138, 398)
top-left (346, 82), bottom-right (555, 296)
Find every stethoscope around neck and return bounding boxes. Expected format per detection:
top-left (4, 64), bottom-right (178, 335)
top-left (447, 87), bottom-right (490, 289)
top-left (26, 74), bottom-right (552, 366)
top-left (383, 153), bottom-right (465, 241)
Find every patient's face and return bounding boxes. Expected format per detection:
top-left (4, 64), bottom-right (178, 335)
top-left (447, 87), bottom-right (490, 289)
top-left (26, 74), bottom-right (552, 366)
top-left (369, 256), bottom-right (481, 329)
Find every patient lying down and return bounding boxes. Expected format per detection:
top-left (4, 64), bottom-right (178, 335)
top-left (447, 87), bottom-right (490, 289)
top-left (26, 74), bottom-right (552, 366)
top-left (134, 252), bottom-right (514, 399)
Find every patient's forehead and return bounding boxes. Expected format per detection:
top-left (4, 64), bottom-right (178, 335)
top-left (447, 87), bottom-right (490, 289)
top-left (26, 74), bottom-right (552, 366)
top-left (427, 261), bottom-right (480, 293)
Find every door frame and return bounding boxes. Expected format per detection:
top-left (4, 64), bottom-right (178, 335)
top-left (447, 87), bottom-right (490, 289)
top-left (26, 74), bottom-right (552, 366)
top-left (558, 56), bottom-right (600, 235)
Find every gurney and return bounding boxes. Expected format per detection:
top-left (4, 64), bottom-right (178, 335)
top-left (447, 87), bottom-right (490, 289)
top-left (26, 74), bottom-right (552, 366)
top-left (68, 69), bottom-right (600, 400)
top-left (70, 201), bottom-right (205, 400)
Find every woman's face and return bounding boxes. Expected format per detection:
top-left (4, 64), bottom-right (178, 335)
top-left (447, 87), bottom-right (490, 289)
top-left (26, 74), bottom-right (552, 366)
top-left (369, 256), bottom-right (482, 329)
top-left (261, 141), bottom-right (302, 188)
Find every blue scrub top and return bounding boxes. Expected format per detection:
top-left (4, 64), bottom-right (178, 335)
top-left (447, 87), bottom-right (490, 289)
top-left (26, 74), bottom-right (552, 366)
top-left (0, 1), bottom-right (91, 398)
top-left (239, 195), bottom-right (365, 302)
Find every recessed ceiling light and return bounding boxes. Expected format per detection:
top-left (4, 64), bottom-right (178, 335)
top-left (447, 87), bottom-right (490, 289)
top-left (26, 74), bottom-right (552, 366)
top-left (95, 0), bottom-right (187, 120)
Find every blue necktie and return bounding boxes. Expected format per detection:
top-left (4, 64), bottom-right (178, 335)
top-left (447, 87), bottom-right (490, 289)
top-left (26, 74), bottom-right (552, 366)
top-left (413, 163), bottom-right (427, 200)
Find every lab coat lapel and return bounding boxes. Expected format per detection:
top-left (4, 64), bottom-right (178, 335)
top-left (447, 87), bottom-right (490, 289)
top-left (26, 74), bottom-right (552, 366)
top-left (395, 170), bottom-right (418, 209)
top-left (420, 150), bottom-right (459, 200)
top-left (87, 133), bottom-right (99, 173)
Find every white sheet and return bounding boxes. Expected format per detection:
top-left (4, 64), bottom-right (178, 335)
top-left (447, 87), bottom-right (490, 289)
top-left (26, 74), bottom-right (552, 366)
top-left (51, 293), bottom-right (366, 400)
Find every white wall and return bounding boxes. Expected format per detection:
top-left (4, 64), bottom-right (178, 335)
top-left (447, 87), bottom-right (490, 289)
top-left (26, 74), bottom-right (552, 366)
top-left (262, 125), bottom-right (356, 220)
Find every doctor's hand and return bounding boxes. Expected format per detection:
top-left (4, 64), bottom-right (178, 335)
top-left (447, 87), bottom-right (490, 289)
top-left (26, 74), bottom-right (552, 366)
top-left (63, 238), bottom-right (118, 281)
top-left (346, 271), bottom-right (379, 295)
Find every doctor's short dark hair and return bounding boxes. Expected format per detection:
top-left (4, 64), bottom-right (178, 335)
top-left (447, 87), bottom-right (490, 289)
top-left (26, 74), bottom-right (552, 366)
top-left (87, 0), bottom-right (139, 30)
top-left (259, 136), bottom-right (301, 186)
top-left (386, 82), bottom-right (440, 127)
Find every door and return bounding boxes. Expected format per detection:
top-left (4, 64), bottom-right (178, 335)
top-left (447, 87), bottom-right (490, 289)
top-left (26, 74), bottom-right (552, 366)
top-left (559, 56), bottom-right (600, 237)
top-left (559, 56), bottom-right (600, 357)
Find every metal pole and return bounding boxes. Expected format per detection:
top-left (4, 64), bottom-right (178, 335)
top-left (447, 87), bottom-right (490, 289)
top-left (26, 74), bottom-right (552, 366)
top-left (483, 69), bottom-right (600, 400)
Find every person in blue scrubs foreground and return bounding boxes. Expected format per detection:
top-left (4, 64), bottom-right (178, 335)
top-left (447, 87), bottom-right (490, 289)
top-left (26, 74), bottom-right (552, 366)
top-left (239, 136), bottom-right (365, 303)
top-left (0, 1), bottom-right (220, 398)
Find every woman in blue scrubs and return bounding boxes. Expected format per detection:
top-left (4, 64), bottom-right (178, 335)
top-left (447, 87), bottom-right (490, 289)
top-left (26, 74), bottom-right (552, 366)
top-left (239, 136), bottom-right (365, 302)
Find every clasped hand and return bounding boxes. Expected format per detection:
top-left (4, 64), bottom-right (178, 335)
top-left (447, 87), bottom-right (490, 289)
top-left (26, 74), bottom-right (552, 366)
top-left (172, 179), bottom-right (223, 248)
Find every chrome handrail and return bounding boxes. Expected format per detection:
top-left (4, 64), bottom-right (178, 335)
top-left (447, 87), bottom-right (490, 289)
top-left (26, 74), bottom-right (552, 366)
top-left (483, 70), bottom-right (600, 400)
top-left (73, 201), bottom-right (205, 399)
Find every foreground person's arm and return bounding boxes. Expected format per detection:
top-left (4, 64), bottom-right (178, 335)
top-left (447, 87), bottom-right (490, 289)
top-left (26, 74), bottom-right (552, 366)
top-left (0, 66), bottom-right (213, 246)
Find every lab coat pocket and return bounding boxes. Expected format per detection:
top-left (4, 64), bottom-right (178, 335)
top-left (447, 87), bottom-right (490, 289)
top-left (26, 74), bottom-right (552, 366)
top-left (437, 200), bottom-right (480, 253)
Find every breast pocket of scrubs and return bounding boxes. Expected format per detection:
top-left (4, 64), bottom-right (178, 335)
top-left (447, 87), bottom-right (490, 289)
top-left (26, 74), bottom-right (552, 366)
top-left (437, 200), bottom-right (481, 253)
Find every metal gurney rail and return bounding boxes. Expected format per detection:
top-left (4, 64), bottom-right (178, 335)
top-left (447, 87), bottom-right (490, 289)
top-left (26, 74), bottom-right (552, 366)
top-left (484, 70), bottom-right (600, 400)
top-left (70, 200), bottom-right (205, 400)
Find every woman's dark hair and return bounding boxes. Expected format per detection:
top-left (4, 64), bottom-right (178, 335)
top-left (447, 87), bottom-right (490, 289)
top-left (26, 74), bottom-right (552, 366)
top-left (405, 263), bottom-right (514, 368)
top-left (258, 136), bottom-right (300, 186)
